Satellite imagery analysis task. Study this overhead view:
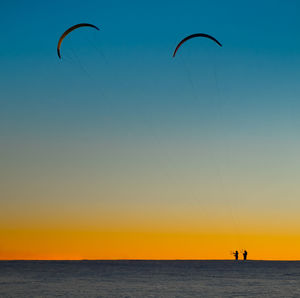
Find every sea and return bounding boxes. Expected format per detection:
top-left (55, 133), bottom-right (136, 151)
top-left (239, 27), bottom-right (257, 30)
top-left (0, 260), bottom-right (300, 297)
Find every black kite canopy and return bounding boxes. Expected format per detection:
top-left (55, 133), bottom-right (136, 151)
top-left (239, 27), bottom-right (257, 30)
top-left (57, 23), bottom-right (100, 59)
top-left (173, 33), bottom-right (222, 57)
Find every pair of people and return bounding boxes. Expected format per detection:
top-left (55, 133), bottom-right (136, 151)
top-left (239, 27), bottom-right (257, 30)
top-left (233, 250), bottom-right (247, 260)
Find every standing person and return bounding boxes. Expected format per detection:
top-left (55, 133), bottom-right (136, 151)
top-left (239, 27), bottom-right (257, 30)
top-left (243, 250), bottom-right (248, 260)
top-left (233, 250), bottom-right (239, 260)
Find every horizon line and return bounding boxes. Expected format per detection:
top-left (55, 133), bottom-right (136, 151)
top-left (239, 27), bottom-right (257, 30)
top-left (1, 259), bottom-right (300, 262)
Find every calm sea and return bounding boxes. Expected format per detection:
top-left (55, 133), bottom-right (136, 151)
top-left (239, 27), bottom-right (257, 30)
top-left (0, 260), bottom-right (300, 297)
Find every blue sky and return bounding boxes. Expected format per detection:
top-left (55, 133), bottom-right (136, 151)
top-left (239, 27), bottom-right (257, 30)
top-left (1, 0), bottom-right (300, 140)
top-left (1, 0), bottom-right (300, 257)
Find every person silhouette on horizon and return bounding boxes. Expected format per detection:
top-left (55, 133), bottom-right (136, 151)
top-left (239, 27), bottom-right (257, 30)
top-left (233, 250), bottom-right (239, 260)
top-left (243, 250), bottom-right (248, 260)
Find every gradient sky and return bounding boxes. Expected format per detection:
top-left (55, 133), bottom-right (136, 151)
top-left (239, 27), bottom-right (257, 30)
top-left (1, 0), bottom-right (300, 260)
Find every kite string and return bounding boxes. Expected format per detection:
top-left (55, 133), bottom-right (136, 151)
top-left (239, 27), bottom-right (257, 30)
top-left (181, 50), bottom-right (242, 251)
top-left (180, 55), bottom-right (199, 101)
top-left (174, 54), bottom-right (227, 234)
top-left (212, 54), bottom-right (243, 250)
top-left (63, 44), bottom-right (108, 100)
top-left (85, 33), bottom-right (109, 65)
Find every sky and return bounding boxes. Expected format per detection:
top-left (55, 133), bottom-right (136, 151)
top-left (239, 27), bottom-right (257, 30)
top-left (1, 0), bottom-right (300, 260)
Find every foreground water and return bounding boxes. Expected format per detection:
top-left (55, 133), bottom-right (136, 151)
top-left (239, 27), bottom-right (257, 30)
top-left (0, 260), bottom-right (300, 297)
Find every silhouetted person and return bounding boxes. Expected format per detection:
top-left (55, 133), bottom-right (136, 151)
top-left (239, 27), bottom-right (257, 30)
top-left (233, 250), bottom-right (238, 260)
top-left (243, 250), bottom-right (247, 260)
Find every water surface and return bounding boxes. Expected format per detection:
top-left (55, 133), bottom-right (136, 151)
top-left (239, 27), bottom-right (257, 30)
top-left (0, 260), bottom-right (299, 297)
